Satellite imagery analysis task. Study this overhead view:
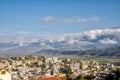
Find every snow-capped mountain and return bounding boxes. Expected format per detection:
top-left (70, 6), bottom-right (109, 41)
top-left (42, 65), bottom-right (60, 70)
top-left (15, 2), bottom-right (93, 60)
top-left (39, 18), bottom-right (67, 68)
top-left (0, 28), bottom-right (120, 55)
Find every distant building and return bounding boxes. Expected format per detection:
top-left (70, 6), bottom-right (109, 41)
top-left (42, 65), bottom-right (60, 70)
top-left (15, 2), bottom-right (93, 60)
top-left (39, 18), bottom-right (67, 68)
top-left (53, 57), bottom-right (58, 63)
top-left (0, 70), bottom-right (11, 80)
top-left (39, 76), bottom-right (66, 80)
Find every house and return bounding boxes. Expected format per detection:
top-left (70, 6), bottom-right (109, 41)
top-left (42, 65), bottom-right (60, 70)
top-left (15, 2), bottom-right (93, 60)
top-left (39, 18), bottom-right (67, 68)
top-left (0, 70), bottom-right (11, 80)
top-left (39, 76), bottom-right (66, 80)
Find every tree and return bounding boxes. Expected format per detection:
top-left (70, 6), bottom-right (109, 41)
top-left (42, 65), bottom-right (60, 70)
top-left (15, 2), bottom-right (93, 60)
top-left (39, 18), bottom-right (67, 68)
top-left (115, 68), bottom-right (120, 80)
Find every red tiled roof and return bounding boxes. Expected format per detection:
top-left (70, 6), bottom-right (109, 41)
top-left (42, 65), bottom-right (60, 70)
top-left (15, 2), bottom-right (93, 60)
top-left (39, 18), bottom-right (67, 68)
top-left (39, 76), bottom-right (66, 80)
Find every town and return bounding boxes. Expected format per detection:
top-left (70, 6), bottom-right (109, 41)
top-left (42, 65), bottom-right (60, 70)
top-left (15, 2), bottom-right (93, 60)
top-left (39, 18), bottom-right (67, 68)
top-left (0, 55), bottom-right (120, 80)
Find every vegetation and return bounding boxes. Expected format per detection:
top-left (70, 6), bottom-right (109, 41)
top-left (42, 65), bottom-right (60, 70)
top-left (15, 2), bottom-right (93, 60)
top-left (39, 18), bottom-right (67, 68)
top-left (115, 67), bottom-right (120, 80)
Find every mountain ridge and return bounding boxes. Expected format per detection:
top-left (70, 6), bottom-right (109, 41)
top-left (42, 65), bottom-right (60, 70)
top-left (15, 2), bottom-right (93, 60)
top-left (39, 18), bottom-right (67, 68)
top-left (0, 28), bottom-right (120, 57)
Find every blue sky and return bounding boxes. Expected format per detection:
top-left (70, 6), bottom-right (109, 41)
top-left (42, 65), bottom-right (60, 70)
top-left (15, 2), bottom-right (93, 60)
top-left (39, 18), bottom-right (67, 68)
top-left (0, 0), bottom-right (120, 36)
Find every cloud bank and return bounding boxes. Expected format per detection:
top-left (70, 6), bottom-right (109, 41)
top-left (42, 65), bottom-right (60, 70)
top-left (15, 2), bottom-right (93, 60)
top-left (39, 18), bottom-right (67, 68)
top-left (40, 16), bottom-right (100, 23)
top-left (99, 38), bottom-right (118, 44)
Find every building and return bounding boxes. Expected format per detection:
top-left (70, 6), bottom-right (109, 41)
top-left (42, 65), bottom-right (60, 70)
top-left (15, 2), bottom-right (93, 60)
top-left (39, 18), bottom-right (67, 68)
top-left (39, 76), bottom-right (66, 80)
top-left (0, 70), bottom-right (11, 80)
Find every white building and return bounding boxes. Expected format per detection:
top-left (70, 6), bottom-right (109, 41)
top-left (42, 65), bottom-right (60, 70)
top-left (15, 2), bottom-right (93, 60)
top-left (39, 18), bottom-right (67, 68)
top-left (0, 70), bottom-right (11, 80)
top-left (53, 57), bottom-right (58, 63)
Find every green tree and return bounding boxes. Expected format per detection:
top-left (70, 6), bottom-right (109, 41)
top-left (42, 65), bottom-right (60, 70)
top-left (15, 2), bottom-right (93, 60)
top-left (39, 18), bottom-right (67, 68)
top-left (116, 68), bottom-right (120, 80)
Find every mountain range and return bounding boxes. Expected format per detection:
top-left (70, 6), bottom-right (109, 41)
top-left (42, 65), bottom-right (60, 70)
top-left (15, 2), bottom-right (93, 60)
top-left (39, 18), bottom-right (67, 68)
top-left (0, 28), bottom-right (120, 57)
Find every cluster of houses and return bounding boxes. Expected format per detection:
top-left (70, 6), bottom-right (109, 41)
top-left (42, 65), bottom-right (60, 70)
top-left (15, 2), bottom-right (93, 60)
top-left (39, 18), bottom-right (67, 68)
top-left (0, 55), bottom-right (119, 80)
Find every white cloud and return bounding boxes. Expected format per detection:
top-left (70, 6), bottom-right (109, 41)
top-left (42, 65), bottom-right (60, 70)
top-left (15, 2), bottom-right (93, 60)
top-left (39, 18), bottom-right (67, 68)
top-left (83, 29), bottom-right (102, 39)
top-left (0, 34), bottom-right (8, 36)
top-left (17, 31), bottom-right (31, 35)
top-left (40, 16), bottom-right (55, 23)
top-left (99, 39), bottom-right (118, 44)
top-left (40, 16), bottom-right (100, 23)
top-left (83, 28), bottom-right (120, 40)
top-left (90, 17), bottom-right (100, 21)
top-left (63, 17), bottom-right (88, 23)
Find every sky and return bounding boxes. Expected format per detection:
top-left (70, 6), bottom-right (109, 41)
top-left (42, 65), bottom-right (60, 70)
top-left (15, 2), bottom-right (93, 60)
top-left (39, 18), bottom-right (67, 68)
top-left (0, 0), bottom-right (120, 36)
